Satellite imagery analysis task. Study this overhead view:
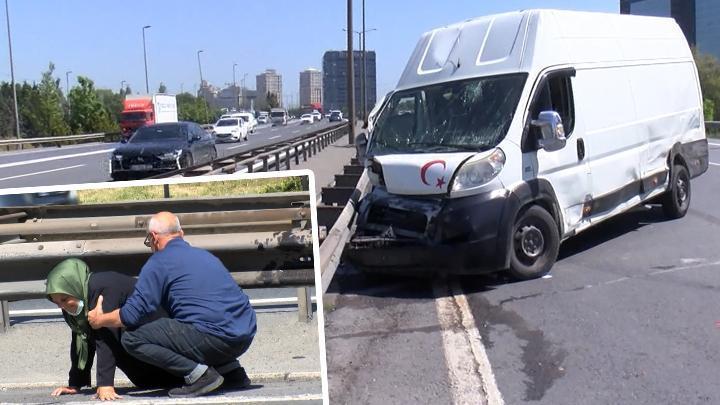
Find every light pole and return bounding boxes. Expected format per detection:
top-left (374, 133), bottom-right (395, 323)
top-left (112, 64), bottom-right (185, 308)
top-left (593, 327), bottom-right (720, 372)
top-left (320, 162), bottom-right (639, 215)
top-left (120, 80), bottom-right (126, 95)
top-left (197, 49), bottom-right (208, 122)
top-left (233, 63), bottom-right (238, 110)
top-left (142, 25), bottom-right (151, 93)
top-left (362, 28), bottom-right (376, 122)
top-left (5, 0), bottom-right (20, 139)
top-left (346, 0), bottom-right (355, 143)
top-left (241, 73), bottom-right (248, 110)
top-left (65, 70), bottom-right (72, 96)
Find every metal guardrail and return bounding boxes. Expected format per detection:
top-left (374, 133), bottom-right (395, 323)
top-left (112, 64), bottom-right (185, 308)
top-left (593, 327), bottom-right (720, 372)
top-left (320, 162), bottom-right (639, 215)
top-left (0, 191), bottom-right (316, 331)
top-left (0, 132), bottom-right (119, 149)
top-left (150, 123), bottom-right (349, 178)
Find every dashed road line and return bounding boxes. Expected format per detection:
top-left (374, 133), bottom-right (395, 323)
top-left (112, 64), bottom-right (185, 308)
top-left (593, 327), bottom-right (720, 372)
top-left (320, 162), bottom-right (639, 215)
top-left (0, 164), bottom-right (86, 182)
top-left (434, 280), bottom-right (504, 405)
top-left (269, 135), bottom-right (281, 140)
top-left (0, 149), bottom-right (113, 169)
top-left (710, 162), bottom-right (720, 167)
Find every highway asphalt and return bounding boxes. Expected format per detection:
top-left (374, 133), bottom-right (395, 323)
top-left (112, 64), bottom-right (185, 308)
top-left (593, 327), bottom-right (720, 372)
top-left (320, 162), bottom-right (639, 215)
top-left (0, 120), bottom-right (337, 189)
top-left (324, 140), bottom-right (720, 404)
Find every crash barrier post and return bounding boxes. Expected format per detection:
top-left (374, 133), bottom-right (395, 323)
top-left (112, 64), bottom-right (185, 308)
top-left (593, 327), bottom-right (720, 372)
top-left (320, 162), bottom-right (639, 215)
top-left (297, 287), bottom-right (313, 322)
top-left (0, 192), bottom-right (316, 331)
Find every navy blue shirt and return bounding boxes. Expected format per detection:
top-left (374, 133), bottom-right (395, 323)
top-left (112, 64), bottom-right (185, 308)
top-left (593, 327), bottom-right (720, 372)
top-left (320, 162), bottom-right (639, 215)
top-left (120, 238), bottom-right (256, 342)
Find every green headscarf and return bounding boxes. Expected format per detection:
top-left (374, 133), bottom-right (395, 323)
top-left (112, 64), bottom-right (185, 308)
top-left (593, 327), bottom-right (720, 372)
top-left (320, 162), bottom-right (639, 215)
top-left (45, 258), bottom-right (92, 371)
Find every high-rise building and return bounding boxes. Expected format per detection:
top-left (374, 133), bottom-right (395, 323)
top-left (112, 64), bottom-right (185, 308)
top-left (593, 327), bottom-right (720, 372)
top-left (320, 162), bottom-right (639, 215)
top-left (621, 0), bottom-right (720, 59)
top-left (256, 69), bottom-right (283, 109)
top-left (322, 50), bottom-right (376, 116)
top-left (300, 68), bottom-right (323, 108)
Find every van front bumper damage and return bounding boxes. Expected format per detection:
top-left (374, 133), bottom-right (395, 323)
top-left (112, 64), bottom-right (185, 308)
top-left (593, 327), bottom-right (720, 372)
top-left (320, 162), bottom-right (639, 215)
top-left (346, 187), bottom-right (516, 274)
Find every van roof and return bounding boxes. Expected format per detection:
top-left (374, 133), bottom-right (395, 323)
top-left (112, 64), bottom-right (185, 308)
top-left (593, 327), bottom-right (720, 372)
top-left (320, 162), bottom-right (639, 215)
top-left (396, 9), bottom-right (690, 91)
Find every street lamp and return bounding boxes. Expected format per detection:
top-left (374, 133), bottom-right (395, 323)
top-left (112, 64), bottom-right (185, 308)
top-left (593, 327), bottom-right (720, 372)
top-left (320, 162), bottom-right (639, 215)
top-left (361, 28), bottom-right (377, 121)
top-left (197, 50), bottom-right (208, 122)
top-left (241, 73), bottom-right (248, 110)
top-left (4, 0), bottom-right (20, 139)
top-left (233, 62), bottom-right (238, 110)
top-left (65, 70), bottom-right (72, 96)
top-left (142, 25), bottom-right (151, 93)
top-left (120, 80), bottom-right (126, 94)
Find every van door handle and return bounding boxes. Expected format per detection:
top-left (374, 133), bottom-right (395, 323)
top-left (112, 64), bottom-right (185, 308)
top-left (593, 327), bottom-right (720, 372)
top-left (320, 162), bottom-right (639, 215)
top-left (577, 138), bottom-right (585, 161)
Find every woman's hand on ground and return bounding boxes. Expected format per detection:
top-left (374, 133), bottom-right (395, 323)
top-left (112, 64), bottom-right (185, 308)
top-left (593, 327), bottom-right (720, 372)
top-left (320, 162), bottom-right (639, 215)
top-left (50, 386), bottom-right (78, 396)
top-left (94, 386), bottom-right (122, 401)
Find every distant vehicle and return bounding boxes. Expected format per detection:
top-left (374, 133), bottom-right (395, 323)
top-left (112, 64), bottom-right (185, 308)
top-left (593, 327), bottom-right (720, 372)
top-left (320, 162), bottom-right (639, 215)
top-left (119, 94), bottom-right (178, 141)
top-left (110, 122), bottom-right (217, 181)
top-left (235, 112), bottom-right (257, 134)
top-left (201, 124), bottom-right (215, 133)
top-left (270, 108), bottom-right (288, 126)
top-left (213, 118), bottom-right (247, 142)
top-left (300, 114), bottom-right (314, 125)
top-left (329, 110), bottom-right (343, 122)
top-left (311, 110), bottom-right (322, 122)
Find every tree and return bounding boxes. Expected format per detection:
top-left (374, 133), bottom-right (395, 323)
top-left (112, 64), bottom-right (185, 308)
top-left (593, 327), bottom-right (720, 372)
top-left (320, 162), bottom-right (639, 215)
top-left (35, 62), bottom-right (70, 136)
top-left (68, 76), bottom-right (117, 132)
top-left (158, 82), bottom-right (167, 93)
top-left (266, 92), bottom-right (279, 109)
top-left (693, 48), bottom-right (720, 120)
top-left (96, 88), bottom-right (124, 122)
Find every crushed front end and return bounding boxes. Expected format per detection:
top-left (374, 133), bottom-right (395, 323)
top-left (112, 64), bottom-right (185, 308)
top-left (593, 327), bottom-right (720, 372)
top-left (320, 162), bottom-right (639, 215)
top-left (346, 186), bottom-right (516, 275)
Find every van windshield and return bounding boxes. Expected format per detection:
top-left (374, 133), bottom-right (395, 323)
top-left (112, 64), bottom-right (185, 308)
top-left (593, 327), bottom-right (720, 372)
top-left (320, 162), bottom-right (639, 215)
top-left (271, 111), bottom-right (285, 118)
top-left (369, 73), bottom-right (527, 155)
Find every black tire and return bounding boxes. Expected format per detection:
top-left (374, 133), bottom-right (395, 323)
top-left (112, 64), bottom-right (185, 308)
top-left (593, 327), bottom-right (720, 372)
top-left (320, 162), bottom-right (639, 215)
top-left (508, 205), bottom-right (560, 280)
top-left (111, 172), bottom-right (128, 182)
top-left (184, 153), bottom-right (195, 169)
top-left (661, 163), bottom-right (691, 219)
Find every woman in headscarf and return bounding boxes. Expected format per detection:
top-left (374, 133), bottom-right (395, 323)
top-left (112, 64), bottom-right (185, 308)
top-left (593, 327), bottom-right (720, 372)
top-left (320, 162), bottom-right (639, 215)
top-left (45, 258), bottom-right (183, 401)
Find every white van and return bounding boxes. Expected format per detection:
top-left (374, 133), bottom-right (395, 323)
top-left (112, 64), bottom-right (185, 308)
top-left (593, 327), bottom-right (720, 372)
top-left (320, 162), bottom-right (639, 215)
top-left (348, 9), bottom-right (709, 280)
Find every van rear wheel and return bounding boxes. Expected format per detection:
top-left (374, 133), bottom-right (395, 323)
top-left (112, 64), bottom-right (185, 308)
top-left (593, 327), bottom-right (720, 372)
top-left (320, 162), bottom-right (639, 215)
top-left (508, 205), bottom-right (560, 280)
top-left (661, 163), bottom-right (691, 219)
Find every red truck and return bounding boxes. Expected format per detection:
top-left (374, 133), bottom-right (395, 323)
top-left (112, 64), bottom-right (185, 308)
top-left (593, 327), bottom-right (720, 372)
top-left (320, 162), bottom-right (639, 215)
top-left (119, 94), bottom-right (178, 141)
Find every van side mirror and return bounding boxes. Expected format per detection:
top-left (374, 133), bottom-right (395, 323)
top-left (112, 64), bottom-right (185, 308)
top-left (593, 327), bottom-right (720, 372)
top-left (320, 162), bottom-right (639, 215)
top-left (355, 132), bottom-right (368, 162)
top-left (531, 111), bottom-right (566, 152)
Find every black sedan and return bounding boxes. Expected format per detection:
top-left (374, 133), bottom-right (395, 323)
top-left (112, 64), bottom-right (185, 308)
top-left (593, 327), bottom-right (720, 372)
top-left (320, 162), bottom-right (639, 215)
top-left (110, 122), bottom-right (218, 181)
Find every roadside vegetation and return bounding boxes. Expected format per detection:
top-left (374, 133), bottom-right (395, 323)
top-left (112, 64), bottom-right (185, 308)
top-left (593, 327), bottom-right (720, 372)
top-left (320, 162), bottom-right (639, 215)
top-left (76, 177), bottom-right (307, 204)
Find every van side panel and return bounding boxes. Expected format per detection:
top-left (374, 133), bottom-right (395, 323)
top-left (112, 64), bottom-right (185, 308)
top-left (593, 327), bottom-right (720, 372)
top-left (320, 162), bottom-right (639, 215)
top-left (625, 61), bottom-right (705, 180)
top-left (572, 66), bottom-right (643, 205)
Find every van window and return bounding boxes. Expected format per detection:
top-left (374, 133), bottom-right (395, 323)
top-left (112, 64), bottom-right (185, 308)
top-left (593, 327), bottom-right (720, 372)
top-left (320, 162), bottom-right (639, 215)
top-left (528, 74), bottom-right (575, 146)
top-left (369, 73), bottom-right (527, 155)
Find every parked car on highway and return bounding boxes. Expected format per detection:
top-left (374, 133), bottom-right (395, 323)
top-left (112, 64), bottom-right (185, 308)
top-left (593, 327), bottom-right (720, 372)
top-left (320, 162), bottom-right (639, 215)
top-left (329, 110), bottom-right (343, 122)
top-left (300, 114), bottom-right (314, 125)
top-left (213, 117), bottom-right (248, 142)
top-left (110, 122), bottom-right (217, 181)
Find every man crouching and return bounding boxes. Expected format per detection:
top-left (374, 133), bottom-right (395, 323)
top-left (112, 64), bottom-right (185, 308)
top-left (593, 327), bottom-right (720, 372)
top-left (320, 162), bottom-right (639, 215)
top-left (89, 211), bottom-right (256, 398)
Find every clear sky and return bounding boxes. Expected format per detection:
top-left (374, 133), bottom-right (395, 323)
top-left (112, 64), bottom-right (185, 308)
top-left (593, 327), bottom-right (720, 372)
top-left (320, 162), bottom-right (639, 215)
top-left (0, 0), bottom-right (619, 106)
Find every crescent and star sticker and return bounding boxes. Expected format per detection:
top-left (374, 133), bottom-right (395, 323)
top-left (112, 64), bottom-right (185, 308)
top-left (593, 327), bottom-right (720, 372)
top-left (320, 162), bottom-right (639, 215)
top-left (420, 159), bottom-right (447, 189)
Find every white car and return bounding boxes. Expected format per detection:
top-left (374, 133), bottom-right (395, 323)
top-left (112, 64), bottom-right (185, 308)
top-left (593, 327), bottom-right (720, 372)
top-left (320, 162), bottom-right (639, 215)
top-left (258, 115), bottom-right (269, 124)
top-left (300, 114), bottom-right (314, 125)
top-left (311, 110), bottom-right (322, 122)
top-left (235, 112), bottom-right (257, 134)
top-left (212, 118), bottom-right (247, 142)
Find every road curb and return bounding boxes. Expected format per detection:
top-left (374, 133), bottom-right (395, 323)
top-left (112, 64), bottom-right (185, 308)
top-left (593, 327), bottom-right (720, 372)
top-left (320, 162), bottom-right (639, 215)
top-left (0, 371), bottom-right (322, 390)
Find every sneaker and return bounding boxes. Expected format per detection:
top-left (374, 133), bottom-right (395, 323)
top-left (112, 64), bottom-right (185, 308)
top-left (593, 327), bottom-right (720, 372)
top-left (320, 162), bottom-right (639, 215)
top-left (222, 367), bottom-right (251, 389)
top-left (168, 367), bottom-right (224, 398)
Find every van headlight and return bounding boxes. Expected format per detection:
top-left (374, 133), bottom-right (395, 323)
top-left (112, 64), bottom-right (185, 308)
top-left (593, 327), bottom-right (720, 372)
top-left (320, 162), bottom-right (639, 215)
top-left (450, 148), bottom-right (505, 192)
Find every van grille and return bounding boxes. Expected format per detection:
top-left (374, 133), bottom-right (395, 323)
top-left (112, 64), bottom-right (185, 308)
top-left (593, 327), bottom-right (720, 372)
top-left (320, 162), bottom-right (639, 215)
top-left (367, 206), bottom-right (427, 234)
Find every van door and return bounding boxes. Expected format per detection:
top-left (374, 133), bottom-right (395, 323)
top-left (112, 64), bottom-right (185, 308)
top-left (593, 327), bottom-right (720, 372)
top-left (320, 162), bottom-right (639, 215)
top-left (523, 68), bottom-right (591, 236)
top-left (572, 66), bottom-right (643, 219)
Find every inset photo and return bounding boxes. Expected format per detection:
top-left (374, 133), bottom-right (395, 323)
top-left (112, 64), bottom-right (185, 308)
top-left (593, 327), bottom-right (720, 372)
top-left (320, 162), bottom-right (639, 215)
top-left (0, 171), bottom-right (326, 404)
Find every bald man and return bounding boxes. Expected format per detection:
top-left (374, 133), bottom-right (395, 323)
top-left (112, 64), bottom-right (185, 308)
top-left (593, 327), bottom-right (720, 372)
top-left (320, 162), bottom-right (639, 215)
top-left (88, 211), bottom-right (256, 398)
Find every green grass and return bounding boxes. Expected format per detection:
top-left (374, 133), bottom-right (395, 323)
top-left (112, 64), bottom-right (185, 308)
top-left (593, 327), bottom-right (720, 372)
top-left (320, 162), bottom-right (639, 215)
top-left (77, 177), bottom-right (307, 204)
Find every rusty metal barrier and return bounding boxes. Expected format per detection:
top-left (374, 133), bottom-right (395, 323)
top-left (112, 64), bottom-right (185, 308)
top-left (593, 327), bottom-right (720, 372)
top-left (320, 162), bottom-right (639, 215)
top-left (150, 123), bottom-right (349, 178)
top-left (0, 191), bottom-right (316, 331)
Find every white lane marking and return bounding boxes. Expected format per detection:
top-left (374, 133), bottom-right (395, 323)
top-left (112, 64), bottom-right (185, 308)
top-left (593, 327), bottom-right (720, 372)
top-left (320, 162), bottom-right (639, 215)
top-left (292, 130), bottom-right (300, 134)
top-left (708, 142), bottom-right (720, 147)
top-left (0, 164), bottom-right (86, 182)
top-left (0, 148), bottom-right (114, 169)
top-left (227, 144), bottom-right (249, 150)
top-left (269, 135), bottom-right (281, 140)
top-left (709, 162), bottom-right (720, 167)
top-left (434, 280), bottom-right (504, 405)
top-left (106, 393), bottom-right (324, 404)
top-left (271, 128), bottom-right (278, 132)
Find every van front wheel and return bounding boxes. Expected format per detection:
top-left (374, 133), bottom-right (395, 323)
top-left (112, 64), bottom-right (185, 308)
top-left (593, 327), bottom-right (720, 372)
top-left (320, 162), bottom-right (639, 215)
top-left (508, 205), bottom-right (560, 280)
top-left (662, 164), bottom-right (691, 219)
